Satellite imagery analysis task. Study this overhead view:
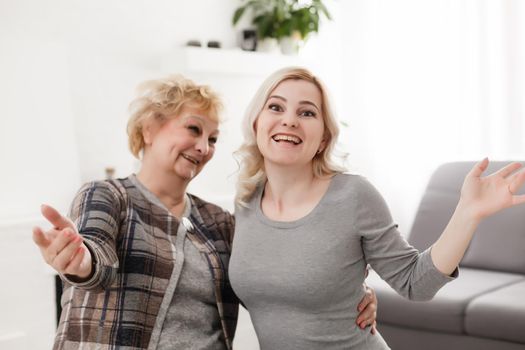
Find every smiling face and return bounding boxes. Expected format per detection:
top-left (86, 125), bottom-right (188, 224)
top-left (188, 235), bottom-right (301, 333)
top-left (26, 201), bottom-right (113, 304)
top-left (255, 79), bottom-right (326, 169)
top-left (142, 106), bottom-right (219, 181)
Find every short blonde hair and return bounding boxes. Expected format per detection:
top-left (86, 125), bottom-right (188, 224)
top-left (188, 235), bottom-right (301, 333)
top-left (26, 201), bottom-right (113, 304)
top-left (127, 75), bottom-right (223, 158)
top-left (235, 66), bottom-right (347, 206)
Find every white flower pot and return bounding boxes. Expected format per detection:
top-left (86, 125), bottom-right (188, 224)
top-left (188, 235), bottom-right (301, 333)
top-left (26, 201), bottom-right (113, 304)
top-left (279, 36), bottom-right (300, 55)
top-left (257, 38), bottom-right (279, 53)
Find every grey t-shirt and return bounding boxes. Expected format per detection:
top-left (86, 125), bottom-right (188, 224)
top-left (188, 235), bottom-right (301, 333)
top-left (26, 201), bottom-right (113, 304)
top-left (229, 173), bottom-right (456, 350)
top-left (157, 235), bottom-right (225, 350)
top-left (130, 179), bottom-right (225, 350)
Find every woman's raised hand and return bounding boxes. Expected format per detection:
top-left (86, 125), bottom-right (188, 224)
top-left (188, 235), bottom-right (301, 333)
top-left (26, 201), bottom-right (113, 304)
top-left (32, 204), bottom-right (93, 279)
top-left (459, 159), bottom-right (525, 221)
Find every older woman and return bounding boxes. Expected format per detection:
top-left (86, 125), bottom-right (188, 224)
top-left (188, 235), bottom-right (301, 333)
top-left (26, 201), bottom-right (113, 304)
top-left (33, 76), bottom-right (236, 349)
top-left (32, 75), bottom-right (379, 349)
top-left (229, 67), bottom-right (525, 349)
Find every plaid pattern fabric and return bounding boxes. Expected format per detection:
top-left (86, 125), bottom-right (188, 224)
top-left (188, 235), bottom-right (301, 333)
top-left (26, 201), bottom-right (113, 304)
top-left (54, 177), bottom-right (238, 350)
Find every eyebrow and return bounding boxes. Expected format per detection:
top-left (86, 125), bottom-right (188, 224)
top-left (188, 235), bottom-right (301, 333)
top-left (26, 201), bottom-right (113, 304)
top-left (268, 95), bottom-right (320, 111)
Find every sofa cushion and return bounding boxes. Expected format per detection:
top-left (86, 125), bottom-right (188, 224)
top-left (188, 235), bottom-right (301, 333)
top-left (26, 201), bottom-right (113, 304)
top-left (367, 267), bottom-right (524, 334)
top-left (408, 161), bottom-right (525, 275)
top-left (460, 206), bottom-right (525, 274)
top-left (465, 279), bottom-right (525, 343)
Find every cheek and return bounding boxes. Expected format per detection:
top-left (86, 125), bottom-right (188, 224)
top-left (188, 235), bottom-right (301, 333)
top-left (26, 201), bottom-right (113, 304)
top-left (203, 148), bottom-right (216, 163)
top-left (255, 117), bottom-right (271, 142)
top-left (311, 123), bottom-right (327, 142)
top-left (254, 113), bottom-right (272, 134)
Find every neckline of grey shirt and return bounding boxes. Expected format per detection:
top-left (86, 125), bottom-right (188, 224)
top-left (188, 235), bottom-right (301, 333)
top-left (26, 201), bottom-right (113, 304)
top-left (254, 173), bottom-right (340, 229)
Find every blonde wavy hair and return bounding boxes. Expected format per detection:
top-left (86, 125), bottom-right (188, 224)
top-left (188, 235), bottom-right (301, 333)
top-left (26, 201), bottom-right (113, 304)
top-left (235, 66), bottom-right (347, 206)
top-left (127, 75), bottom-right (223, 158)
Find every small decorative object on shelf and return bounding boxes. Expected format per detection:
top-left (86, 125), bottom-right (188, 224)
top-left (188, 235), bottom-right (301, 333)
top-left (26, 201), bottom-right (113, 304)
top-left (241, 29), bottom-right (258, 51)
top-left (105, 166), bottom-right (115, 180)
top-left (186, 40), bottom-right (202, 47)
top-left (232, 0), bottom-right (332, 55)
top-left (207, 40), bottom-right (222, 49)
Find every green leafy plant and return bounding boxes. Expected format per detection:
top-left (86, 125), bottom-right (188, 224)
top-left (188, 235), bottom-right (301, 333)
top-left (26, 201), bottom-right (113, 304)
top-left (232, 0), bottom-right (332, 41)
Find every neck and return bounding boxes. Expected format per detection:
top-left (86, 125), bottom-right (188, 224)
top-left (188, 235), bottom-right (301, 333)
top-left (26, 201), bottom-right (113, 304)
top-left (263, 162), bottom-right (317, 204)
top-left (261, 161), bottom-right (332, 221)
top-left (137, 157), bottom-right (188, 212)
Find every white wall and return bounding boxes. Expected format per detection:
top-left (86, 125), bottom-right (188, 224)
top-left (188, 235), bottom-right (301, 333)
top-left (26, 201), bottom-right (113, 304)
top-left (0, 39), bottom-right (81, 221)
top-left (0, 0), bottom-right (247, 212)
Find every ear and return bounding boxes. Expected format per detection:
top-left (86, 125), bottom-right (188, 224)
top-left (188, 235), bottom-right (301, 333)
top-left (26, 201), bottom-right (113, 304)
top-left (317, 136), bottom-right (328, 154)
top-left (142, 123), bottom-right (152, 145)
top-left (142, 118), bottom-right (158, 145)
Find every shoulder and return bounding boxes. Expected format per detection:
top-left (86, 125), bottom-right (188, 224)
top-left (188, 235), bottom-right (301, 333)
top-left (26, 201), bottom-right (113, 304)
top-left (72, 178), bottom-right (136, 215)
top-left (332, 173), bottom-right (394, 228)
top-left (76, 178), bottom-right (130, 201)
top-left (188, 194), bottom-right (235, 245)
top-left (233, 183), bottom-right (263, 217)
top-left (330, 173), bottom-right (383, 202)
top-left (328, 173), bottom-right (390, 218)
top-left (69, 178), bottom-right (133, 222)
top-left (188, 194), bottom-right (234, 226)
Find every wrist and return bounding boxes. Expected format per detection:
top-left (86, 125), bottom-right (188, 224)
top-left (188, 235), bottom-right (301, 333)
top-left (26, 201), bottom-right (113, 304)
top-left (65, 259), bottom-right (95, 283)
top-left (454, 199), bottom-right (482, 228)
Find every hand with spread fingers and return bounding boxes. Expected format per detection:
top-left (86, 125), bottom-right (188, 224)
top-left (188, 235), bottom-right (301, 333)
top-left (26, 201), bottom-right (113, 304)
top-left (32, 204), bottom-right (93, 279)
top-left (356, 285), bottom-right (378, 334)
top-left (432, 159), bottom-right (525, 276)
top-left (459, 159), bottom-right (525, 220)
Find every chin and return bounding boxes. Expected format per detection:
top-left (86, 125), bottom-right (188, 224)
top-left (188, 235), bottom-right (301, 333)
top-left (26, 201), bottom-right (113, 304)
top-left (174, 166), bottom-right (201, 180)
top-left (270, 158), bottom-right (305, 167)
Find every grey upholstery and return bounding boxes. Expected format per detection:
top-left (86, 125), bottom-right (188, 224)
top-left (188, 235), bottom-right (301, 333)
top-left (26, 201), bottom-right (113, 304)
top-left (367, 268), bottom-right (524, 333)
top-left (409, 161), bottom-right (525, 274)
top-left (379, 324), bottom-right (525, 350)
top-left (466, 280), bottom-right (525, 343)
top-left (368, 161), bottom-right (525, 349)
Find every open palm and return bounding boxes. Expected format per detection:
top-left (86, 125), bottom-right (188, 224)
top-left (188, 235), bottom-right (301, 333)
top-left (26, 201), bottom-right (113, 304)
top-left (32, 204), bottom-right (93, 279)
top-left (460, 159), bottom-right (525, 220)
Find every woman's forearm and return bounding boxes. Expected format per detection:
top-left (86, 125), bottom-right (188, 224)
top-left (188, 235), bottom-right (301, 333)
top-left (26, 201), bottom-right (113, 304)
top-left (430, 201), bottom-right (481, 275)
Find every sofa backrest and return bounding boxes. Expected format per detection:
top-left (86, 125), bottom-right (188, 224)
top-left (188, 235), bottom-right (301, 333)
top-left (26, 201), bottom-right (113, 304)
top-left (408, 161), bottom-right (525, 275)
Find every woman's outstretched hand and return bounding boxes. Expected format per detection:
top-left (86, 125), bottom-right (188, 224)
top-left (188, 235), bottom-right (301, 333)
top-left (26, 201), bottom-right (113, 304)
top-left (32, 204), bottom-right (93, 279)
top-left (432, 159), bottom-right (525, 275)
top-left (459, 158), bottom-right (525, 221)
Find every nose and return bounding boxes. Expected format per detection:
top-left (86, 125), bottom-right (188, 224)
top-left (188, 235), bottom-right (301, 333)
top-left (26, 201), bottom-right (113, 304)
top-left (281, 111), bottom-right (298, 128)
top-left (195, 136), bottom-right (210, 156)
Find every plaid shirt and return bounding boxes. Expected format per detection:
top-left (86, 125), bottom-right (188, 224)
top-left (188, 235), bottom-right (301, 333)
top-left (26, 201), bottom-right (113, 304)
top-left (54, 176), bottom-right (238, 349)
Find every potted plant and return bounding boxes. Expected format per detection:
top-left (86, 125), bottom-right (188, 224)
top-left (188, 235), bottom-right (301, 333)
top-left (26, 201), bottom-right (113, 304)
top-left (232, 0), bottom-right (332, 54)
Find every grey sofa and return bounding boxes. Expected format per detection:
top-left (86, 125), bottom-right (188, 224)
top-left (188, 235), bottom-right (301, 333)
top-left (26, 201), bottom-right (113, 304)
top-left (367, 161), bottom-right (525, 350)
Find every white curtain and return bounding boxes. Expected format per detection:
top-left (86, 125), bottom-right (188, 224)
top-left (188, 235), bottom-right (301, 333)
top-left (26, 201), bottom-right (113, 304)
top-left (332, 0), bottom-right (525, 231)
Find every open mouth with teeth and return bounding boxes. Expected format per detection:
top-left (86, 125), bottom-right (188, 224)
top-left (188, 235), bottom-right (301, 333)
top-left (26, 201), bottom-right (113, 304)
top-left (181, 153), bottom-right (200, 165)
top-left (272, 134), bottom-right (302, 145)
